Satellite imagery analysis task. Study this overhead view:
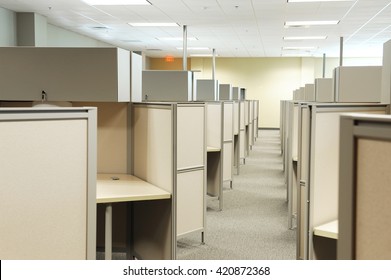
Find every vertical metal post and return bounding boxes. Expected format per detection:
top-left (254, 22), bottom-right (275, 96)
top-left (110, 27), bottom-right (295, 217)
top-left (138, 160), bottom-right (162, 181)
top-left (212, 48), bottom-right (216, 80)
top-left (183, 25), bottom-right (187, 70)
top-left (339, 37), bottom-right (344, 66)
top-left (322, 53), bottom-right (326, 78)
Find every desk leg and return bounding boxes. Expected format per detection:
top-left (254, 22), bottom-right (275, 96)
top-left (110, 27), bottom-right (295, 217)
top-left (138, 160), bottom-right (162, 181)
top-left (105, 203), bottom-right (112, 260)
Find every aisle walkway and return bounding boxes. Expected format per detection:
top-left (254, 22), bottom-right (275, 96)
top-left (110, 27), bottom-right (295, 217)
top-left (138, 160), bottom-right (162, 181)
top-left (177, 129), bottom-right (296, 260)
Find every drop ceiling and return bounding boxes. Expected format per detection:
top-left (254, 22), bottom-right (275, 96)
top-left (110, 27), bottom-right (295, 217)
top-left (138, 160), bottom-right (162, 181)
top-left (1, 0), bottom-right (391, 58)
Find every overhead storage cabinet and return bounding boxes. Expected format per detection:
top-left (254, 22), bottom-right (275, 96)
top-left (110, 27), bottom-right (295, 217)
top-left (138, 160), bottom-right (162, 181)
top-left (0, 47), bottom-right (130, 102)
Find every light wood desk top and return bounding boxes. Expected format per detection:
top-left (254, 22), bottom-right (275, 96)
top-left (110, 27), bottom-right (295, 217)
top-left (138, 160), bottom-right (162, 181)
top-left (96, 173), bottom-right (171, 204)
top-left (207, 146), bottom-right (221, 152)
top-left (313, 220), bottom-right (338, 239)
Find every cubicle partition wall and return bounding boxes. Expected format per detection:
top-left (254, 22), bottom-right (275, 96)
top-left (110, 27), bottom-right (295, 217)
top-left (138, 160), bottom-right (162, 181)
top-left (239, 101), bottom-right (247, 164)
top-left (206, 102), bottom-right (224, 210)
top-left (296, 103), bottom-right (387, 260)
top-left (223, 102), bottom-right (234, 189)
top-left (0, 107), bottom-right (97, 260)
top-left (253, 100), bottom-right (259, 140)
top-left (220, 84), bottom-right (232, 101)
top-left (132, 102), bottom-right (206, 258)
top-left (233, 101), bottom-right (241, 175)
top-left (304, 84), bottom-right (315, 102)
top-left (338, 114), bottom-right (391, 260)
top-left (244, 100), bottom-right (251, 156)
top-left (315, 78), bottom-right (334, 102)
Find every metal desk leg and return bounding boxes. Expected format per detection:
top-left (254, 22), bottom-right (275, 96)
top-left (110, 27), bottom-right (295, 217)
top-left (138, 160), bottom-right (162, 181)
top-left (105, 203), bottom-right (112, 260)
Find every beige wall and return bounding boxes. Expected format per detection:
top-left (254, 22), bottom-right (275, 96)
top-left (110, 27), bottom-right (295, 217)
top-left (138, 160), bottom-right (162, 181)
top-left (147, 57), bottom-right (192, 70)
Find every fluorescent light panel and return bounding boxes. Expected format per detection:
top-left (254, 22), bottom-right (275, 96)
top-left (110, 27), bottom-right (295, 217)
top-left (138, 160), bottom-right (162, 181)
top-left (288, 0), bottom-right (354, 2)
top-left (157, 37), bottom-right (198, 41)
top-left (283, 46), bottom-right (317, 50)
top-left (283, 36), bottom-right (327, 40)
top-left (129, 22), bottom-right (179, 27)
top-left (83, 0), bottom-right (151, 5)
top-left (285, 20), bottom-right (339, 26)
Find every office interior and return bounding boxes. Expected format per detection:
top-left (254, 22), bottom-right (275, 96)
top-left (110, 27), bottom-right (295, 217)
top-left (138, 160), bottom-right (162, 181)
top-left (1, 0), bottom-right (391, 260)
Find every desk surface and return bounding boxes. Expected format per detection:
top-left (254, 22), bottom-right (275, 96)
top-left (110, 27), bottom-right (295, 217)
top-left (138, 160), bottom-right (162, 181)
top-left (313, 220), bottom-right (338, 239)
top-left (207, 146), bottom-right (221, 152)
top-left (97, 173), bottom-right (171, 204)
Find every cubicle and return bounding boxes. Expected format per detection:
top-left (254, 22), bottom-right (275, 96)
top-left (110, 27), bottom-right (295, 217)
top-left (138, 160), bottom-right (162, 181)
top-left (233, 101), bottom-right (241, 175)
top-left (132, 102), bottom-right (206, 253)
top-left (0, 107), bottom-right (97, 260)
top-left (338, 114), bottom-right (391, 260)
top-left (223, 102), bottom-right (234, 189)
top-left (239, 101), bottom-right (247, 164)
top-left (296, 103), bottom-right (387, 260)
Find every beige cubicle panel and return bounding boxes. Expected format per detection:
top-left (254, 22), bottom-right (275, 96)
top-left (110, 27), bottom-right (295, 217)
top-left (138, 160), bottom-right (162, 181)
top-left (223, 102), bottom-right (234, 188)
top-left (206, 102), bottom-right (224, 210)
top-left (296, 104), bottom-right (387, 260)
top-left (253, 100), bottom-right (259, 140)
top-left (0, 47), bottom-right (130, 102)
top-left (333, 66), bottom-right (382, 103)
top-left (248, 100), bottom-right (254, 149)
top-left (233, 101), bottom-right (241, 175)
top-left (381, 39), bottom-right (391, 104)
top-left (239, 101), bottom-right (246, 164)
top-left (315, 78), bottom-right (334, 102)
top-left (132, 102), bottom-right (206, 257)
top-left (338, 114), bottom-right (391, 260)
top-left (0, 107), bottom-right (97, 260)
top-left (244, 100), bottom-right (251, 156)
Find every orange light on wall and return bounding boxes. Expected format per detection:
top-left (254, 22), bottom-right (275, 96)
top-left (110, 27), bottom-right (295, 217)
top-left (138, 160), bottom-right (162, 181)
top-left (165, 56), bottom-right (174, 62)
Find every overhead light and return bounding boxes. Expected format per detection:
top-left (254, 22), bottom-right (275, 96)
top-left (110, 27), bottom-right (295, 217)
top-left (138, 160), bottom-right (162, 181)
top-left (190, 54), bottom-right (218, 57)
top-left (129, 22), bottom-right (179, 27)
top-left (282, 46), bottom-right (317, 50)
top-left (283, 36), bottom-right (327, 40)
top-left (285, 20), bottom-right (339, 27)
top-left (287, 0), bottom-right (354, 2)
top-left (83, 0), bottom-right (151, 5)
top-left (157, 37), bottom-right (198, 41)
top-left (176, 47), bottom-right (209, 50)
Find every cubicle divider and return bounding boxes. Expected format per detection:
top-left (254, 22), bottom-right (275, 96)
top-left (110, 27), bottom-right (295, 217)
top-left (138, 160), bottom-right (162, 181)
top-left (233, 101), bottom-right (241, 175)
top-left (244, 100), bottom-right (250, 156)
top-left (0, 107), bottom-right (97, 260)
top-left (132, 102), bottom-right (206, 259)
top-left (253, 100), bottom-right (259, 141)
top-left (338, 114), bottom-right (391, 260)
top-left (239, 101), bottom-right (246, 164)
top-left (296, 103), bottom-right (387, 260)
top-left (248, 100), bottom-right (254, 150)
top-left (206, 102), bottom-right (224, 210)
top-left (223, 101), bottom-right (234, 189)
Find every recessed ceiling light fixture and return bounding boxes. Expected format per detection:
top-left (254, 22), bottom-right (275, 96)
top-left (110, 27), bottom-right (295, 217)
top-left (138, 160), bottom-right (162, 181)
top-left (157, 37), bottom-right (198, 41)
top-left (283, 36), bottom-right (327, 40)
top-left (282, 46), bottom-right (317, 50)
top-left (83, 0), bottom-right (151, 5)
top-left (285, 20), bottom-right (339, 27)
top-left (287, 0), bottom-right (354, 2)
top-left (128, 22), bottom-right (179, 27)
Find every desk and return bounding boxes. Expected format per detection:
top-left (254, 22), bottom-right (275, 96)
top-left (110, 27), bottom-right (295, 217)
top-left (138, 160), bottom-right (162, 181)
top-left (314, 220), bottom-right (338, 239)
top-left (97, 173), bottom-right (171, 260)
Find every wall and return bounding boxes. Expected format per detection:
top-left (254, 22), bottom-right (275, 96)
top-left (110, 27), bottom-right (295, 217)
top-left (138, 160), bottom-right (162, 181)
top-left (148, 57), bottom-right (192, 70)
top-left (0, 7), bottom-right (16, 46)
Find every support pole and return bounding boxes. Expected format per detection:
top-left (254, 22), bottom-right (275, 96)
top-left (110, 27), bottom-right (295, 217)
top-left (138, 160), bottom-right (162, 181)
top-left (183, 25), bottom-right (187, 70)
top-left (339, 37), bottom-right (344, 67)
top-left (212, 48), bottom-right (216, 80)
top-left (322, 53), bottom-right (326, 78)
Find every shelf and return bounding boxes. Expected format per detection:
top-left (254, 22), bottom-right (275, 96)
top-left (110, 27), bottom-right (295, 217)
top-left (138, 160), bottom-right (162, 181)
top-left (96, 173), bottom-right (171, 204)
top-left (313, 220), bottom-right (338, 240)
top-left (207, 146), bottom-right (221, 152)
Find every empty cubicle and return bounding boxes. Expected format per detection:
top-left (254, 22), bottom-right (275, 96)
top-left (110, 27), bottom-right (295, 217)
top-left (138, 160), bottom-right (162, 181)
top-left (338, 114), bottom-right (391, 260)
top-left (0, 107), bottom-right (97, 260)
top-left (296, 103), bottom-right (387, 260)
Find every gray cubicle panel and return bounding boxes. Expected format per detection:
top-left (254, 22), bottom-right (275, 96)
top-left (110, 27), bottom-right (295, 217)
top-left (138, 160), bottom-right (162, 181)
top-left (248, 100), bottom-right (254, 148)
top-left (142, 70), bottom-right (193, 102)
top-left (239, 101), bottom-right (246, 163)
top-left (304, 84), bottom-right (315, 102)
top-left (315, 78), bottom-right (334, 102)
top-left (240, 88), bottom-right (246, 100)
top-left (338, 114), bottom-right (391, 260)
top-left (0, 107), bottom-right (97, 260)
top-left (232, 87), bottom-right (240, 100)
top-left (296, 103), bottom-right (387, 260)
top-left (206, 102), bottom-right (224, 210)
top-left (333, 66), bottom-right (382, 102)
top-left (254, 100), bottom-right (259, 140)
top-left (223, 101), bottom-right (234, 188)
top-left (219, 84), bottom-right (232, 100)
top-left (130, 52), bottom-right (143, 102)
top-left (0, 47), bottom-right (130, 102)
top-left (196, 79), bottom-right (219, 101)
top-left (381, 39), bottom-right (391, 104)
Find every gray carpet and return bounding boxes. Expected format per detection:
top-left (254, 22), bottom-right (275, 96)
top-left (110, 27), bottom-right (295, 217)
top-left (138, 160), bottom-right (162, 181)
top-left (177, 129), bottom-right (296, 260)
